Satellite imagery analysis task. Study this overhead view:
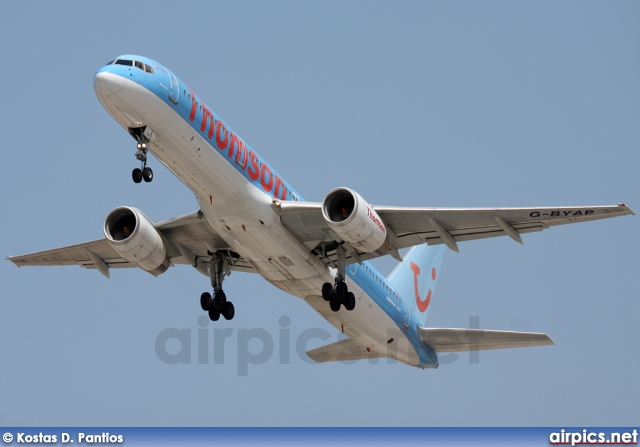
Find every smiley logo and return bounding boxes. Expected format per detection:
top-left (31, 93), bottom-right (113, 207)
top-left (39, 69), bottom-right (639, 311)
top-left (410, 262), bottom-right (437, 312)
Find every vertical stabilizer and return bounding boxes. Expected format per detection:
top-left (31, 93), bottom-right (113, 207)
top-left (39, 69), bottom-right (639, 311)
top-left (387, 244), bottom-right (445, 326)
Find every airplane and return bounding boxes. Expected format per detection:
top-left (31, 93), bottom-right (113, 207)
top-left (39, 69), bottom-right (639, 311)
top-left (7, 55), bottom-right (634, 368)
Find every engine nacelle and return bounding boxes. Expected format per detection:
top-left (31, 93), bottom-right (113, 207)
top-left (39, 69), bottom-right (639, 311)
top-left (322, 187), bottom-right (389, 253)
top-left (104, 206), bottom-right (170, 276)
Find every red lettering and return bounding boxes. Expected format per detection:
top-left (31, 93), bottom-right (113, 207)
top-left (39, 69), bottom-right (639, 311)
top-left (208, 119), bottom-right (215, 140)
top-left (228, 132), bottom-right (240, 159)
top-left (248, 151), bottom-right (259, 180)
top-left (367, 207), bottom-right (386, 233)
top-left (261, 163), bottom-right (274, 192)
top-left (201, 105), bottom-right (213, 134)
top-left (274, 176), bottom-right (287, 200)
top-left (236, 142), bottom-right (248, 169)
top-left (189, 89), bottom-right (197, 122)
top-left (216, 121), bottom-right (229, 150)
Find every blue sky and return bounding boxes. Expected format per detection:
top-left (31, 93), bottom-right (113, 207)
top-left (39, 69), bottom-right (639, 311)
top-left (1, 1), bottom-right (638, 426)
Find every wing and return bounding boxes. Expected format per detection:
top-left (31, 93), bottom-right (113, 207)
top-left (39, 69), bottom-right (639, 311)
top-left (7, 211), bottom-right (255, 277)
top-left (278, 202), bottom-right (634, 264)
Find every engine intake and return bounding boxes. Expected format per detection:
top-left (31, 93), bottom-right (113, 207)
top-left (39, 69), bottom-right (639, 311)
top-left (104, 206), bottom-right (170, 276)
top-left (322, 187), bottom-right (389, 254)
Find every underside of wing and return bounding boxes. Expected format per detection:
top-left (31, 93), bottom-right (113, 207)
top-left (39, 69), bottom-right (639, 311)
top-left (278, 201), bottom-right (634, 265)
top-left (375, 204), bottom-right (634, 252)
top-left (155, 211), bottom-right (255, 274)
top-left (278, 201), bottom-right (382, 267)
top-left (419, 327), bottom-right (554, 352)
top-left (8, 239), bottom-right (131, 272)
top-left (7, 210), bottom-right (256, 277)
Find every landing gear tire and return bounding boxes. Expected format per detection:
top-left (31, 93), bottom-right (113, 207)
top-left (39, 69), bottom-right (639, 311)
top-left (214, 290), bottom-right (227, 311)
top-left (142, 167), bottom-right (153, 182)
top-left (336, 281), bottom-right (348, 301)
top-left (132, 168), bottom-right (143, 183)
top-left (344, 292), bottom-right (356, 311)
top-left (131, 127), bottom-right (152, 184)
top-left (322, 282), bottom-right (334, 301)
top-left (208, 307), bottom-right (221, 321)
top-left (222, 301), bottom-right (235, 320)
top-left (201, 289), bottom-right (231, 321)
top-left (329, 298), bottom-right (341, 312)
top-left (200, 292), bottom-right (212, 311)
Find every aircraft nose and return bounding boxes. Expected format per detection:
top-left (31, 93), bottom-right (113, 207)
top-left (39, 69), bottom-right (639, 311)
top-left (94, 71), bottom-right (126, 97)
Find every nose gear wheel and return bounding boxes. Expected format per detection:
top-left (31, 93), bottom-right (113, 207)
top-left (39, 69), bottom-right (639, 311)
top-left (128, 127), bottom-right (154, 183)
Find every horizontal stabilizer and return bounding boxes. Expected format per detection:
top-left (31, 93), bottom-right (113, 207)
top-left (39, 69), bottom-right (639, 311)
top-left (419, 327), bottom-right (553, 352)
top-left (307, 338), bottom-right (385, 363)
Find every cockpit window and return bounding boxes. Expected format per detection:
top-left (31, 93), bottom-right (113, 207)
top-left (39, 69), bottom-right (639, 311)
top-left (109, 59), bottom-right (154, 74)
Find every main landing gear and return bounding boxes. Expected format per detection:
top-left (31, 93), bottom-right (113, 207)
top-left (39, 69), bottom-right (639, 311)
top-left (321, 245), bottom-right (355, 312)
top-left (129, 127), bottom-right (153, 183)
top-left (200, 251), bottom-right (235, 321)
top-left (322, 277), bottom-right (355, 312)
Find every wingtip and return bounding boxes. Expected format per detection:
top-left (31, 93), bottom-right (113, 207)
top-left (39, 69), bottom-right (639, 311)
top-left (617, 203), bottom-right (635, 215)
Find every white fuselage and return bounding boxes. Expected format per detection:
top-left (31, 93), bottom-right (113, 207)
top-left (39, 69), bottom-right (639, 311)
top-left (94, 70), bottom-right (419, 365)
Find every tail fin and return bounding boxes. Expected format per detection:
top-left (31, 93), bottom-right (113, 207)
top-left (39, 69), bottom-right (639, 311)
top-left (387, 244), bottom-right (446, 326)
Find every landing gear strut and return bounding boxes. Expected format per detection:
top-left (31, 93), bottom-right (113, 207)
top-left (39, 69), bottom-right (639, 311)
top-left (321, 245), bottom-right (355, 312)
top-left (200, 251), bottom-right (235, 321)
top-left (129, 127), bottom-right (153, 183)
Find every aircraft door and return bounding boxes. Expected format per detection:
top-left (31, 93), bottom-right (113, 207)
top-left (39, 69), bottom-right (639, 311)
top-left (168, 71), bottom-right (179, 104)
top-left (402, 299), bottom-right (410, 329)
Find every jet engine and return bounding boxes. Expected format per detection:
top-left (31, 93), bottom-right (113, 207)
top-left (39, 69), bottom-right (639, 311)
top-left (321, 187), bottom-right (389, 253)
top-left (104, 206), bottom-right (171, 276)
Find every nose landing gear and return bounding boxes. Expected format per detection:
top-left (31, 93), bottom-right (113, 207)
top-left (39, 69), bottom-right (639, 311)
top-left (132, 143), bottom-right (153, 183)
top-left (129, 127), bottom-right (154, 183)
